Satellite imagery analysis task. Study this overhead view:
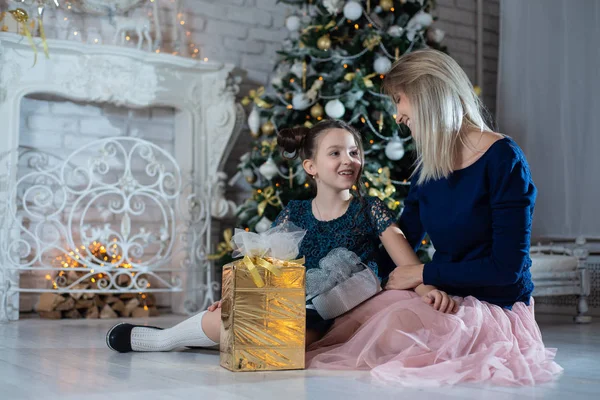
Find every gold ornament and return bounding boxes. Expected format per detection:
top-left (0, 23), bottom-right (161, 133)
top-left (363, 34), bottom-right (382, 51)
top-left (310, 103), bottom-right (324, 119)
top-left (380, 0), bottom-right (394, 11)
top-left (245, 174), bottom-right (257, 184)
top-left (285, 92), bottom-right (293, 101)
top-left (250, 130), bottom-right (261, 139)
top-left (261, 120), bottom-right (275, 136)
top-left (317, 35), bottom-right (332, 51)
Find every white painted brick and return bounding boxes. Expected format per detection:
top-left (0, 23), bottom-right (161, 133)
top-left (450, 51), bottom-right (476, 67)
top-left (80, 117), bottom-right (124, 137)
top-left (484, 30), bottom-right (499, 46)
top-left (63, 133), bottom-right (110, 149)
top-left (228, 8), bottom-right (272, 27)
top-left (20, 98), bottom-right (51, 115)
top-left (484, 57), bottom-right (498, 73)
top-left (221, 0), bottom-right (245, 5)
top-left (151, 108), bottom-right (176, 122)
top-left (250, 26), bottom-right (288, 43)
top-left (130, 123), bottom-right (175, 142)
top-left (188, 15), bottom-right (207, 32)
top-left (206, 20), bottom-right (248, 39)
top-left (189, 32), bottom-right (224, 48)
top-left (50, 101), bottom-right (102, 116)
top-left (455, 0), bottom-right (476, 12)
top-left (188, 4), bottom-right (228, 20)
top-left (224, 38), bottom-right (266, 54)
top-left (484, 1), bottom-right (500, 17)
top-left (103, 104), bottom-right (150, 119)
top-left (483, 45), bottom-right (499, 60)
top-left (437, 6), bottom-right (476, 25)
top-left (20, 132), bottom-right (63, 148)
top-left (484, 14), bottom-right (499, 31)
top-left (28, 115), bottom-right (79, 134)
top-left (454, 25), bottom-right (476, 40)
top-left (244, 68), bottom-right (270, 85)
top-left (242, 54), bottom-right (276, 73)
top-left (446, 38), bottom-right (477, 54)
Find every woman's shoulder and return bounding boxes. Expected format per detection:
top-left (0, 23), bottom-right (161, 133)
top-left (480, 133), bottom-right (526, 163)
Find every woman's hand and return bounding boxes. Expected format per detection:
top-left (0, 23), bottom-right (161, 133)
top-left (421, 289), bottom-right (459, 314)
top-left (385, 264), bottom-right (424, 290)
top-left (207, 300), bottom-right (222, 312)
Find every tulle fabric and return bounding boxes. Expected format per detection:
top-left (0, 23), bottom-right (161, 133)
top-left (306, 290), bottom-right (563, 387)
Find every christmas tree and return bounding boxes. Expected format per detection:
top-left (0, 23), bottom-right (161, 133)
top-left (222, 0), bottom-right (445, 261)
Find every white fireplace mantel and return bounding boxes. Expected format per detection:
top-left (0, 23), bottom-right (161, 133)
top-left (0, 33), bottom-right (244, 320)
top-left (0, 32), bottom-right (244, 187)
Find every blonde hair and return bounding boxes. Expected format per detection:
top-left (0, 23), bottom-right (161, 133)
top-left (382, 49), bottom-right (491, 184)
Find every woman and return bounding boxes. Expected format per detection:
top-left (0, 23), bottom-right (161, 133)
top-left (305, 49), bottom-right (562, 386)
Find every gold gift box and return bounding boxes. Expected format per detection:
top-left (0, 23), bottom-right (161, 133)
top-left (220, 257), bottom-right (306, 372)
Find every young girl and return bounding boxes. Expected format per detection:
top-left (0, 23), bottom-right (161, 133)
top-left (106, 119), bottom-right (455, 354)
top-left (303, 49), bottom-right (562, 386)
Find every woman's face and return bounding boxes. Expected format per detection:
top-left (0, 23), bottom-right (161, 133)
top-left (393, 91), bottom-right (413, 130)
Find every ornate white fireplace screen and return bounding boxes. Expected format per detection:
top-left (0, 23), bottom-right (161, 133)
top-left (0, 137), bottom-right (218, 320)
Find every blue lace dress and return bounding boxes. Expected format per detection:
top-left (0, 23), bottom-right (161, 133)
top-left (272, 196), bottom-right (395, 278)
top-left (272, 196), bottom-right (395, 333)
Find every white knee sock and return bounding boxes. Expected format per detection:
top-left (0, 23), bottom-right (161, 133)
top-left (130, 311), bottom-right (219, 352)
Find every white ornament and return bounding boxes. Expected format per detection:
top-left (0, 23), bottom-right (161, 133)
top-left (285, 15), bottom-right (301, 32)
top-left (343, 1), bottom-right (363, 21)
top-left (248, 107), bottom-right (260, 135)
top-left (325, 99), bottom-right (346, 119)
top-left (271, 75), bottom-right (283, 86)
top-left (112, 16), bottom-right (153, 51)
top-left (323, 0), bottom-right (344, 14)
top-left (426, 243), bottom-right (436, 260)
top-left (385, 137), bottom-right (405, 160)
top-left (292, 93), bottom-right (312, 110)
top-left (255, 216), bottom-right (273, 233)
top-left (258, 157), bottom-right (279, 181)
top-left (406, 11), bottom-right (434, 31)
top-left (387, 25), bottom-right (403, 37)
top-left (290, 61), bottom-right (304, 78)
top-left (427, 28), bottom-right (445, 43)
top-left (242, 168), bottom-right (254, 179)
top-left (373, 57), bottom-right (392, 74)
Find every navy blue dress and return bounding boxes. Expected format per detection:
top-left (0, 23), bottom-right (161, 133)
top-left (273, 196), bottom-right (395, 332)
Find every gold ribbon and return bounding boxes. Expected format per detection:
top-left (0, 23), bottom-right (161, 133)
top-left (241, 87), bottom-right (273, 109)
top-left (301, 20), bottom-right (336, 34)
top-left (344, 72), bottom-right (377, 88)
top-left (241, 255), bottom-right (305, 287)
top-left (260, 138), bottom-right (278, 157)
top-left (366, 167), bottom-right (399, 210)
top-left (256, 186), bottom-right (281, 216)
top-left (8, 9), bottom-right (39, 66)
top-left (207, 229), bottom-right (233, 260)
top-left (363, 35), bottom-right (382, 51)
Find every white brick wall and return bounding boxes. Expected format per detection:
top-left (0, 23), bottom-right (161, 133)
top-left (17, 97), bottom-right (176, 312)
top-left (434, 0), bottom-right (500, 115)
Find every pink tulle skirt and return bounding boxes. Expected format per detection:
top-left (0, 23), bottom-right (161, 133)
top-left (306, 290), bottom-right (563, 386)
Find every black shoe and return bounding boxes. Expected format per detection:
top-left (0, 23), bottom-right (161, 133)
top-left (106, 322), bottom-right (163, 353)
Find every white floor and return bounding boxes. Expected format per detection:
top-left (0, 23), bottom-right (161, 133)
top-left (1, 314), bottom-right (598, 400)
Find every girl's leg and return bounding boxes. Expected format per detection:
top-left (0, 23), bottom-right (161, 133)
top-left (106, 309), bottom-right (221, 353)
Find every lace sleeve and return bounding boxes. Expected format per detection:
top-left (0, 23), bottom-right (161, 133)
top-left (368, 197), bottom-right (395, 236)
top-left (272, 204), bottom-right (292, 227)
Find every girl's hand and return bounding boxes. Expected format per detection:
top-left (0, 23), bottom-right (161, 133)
top-left (385, 264), bottom-right (424, 290)
top-left (421, 289), bottom-right (459, 314)
top-left (207, 300), bottom-right (222, 312)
